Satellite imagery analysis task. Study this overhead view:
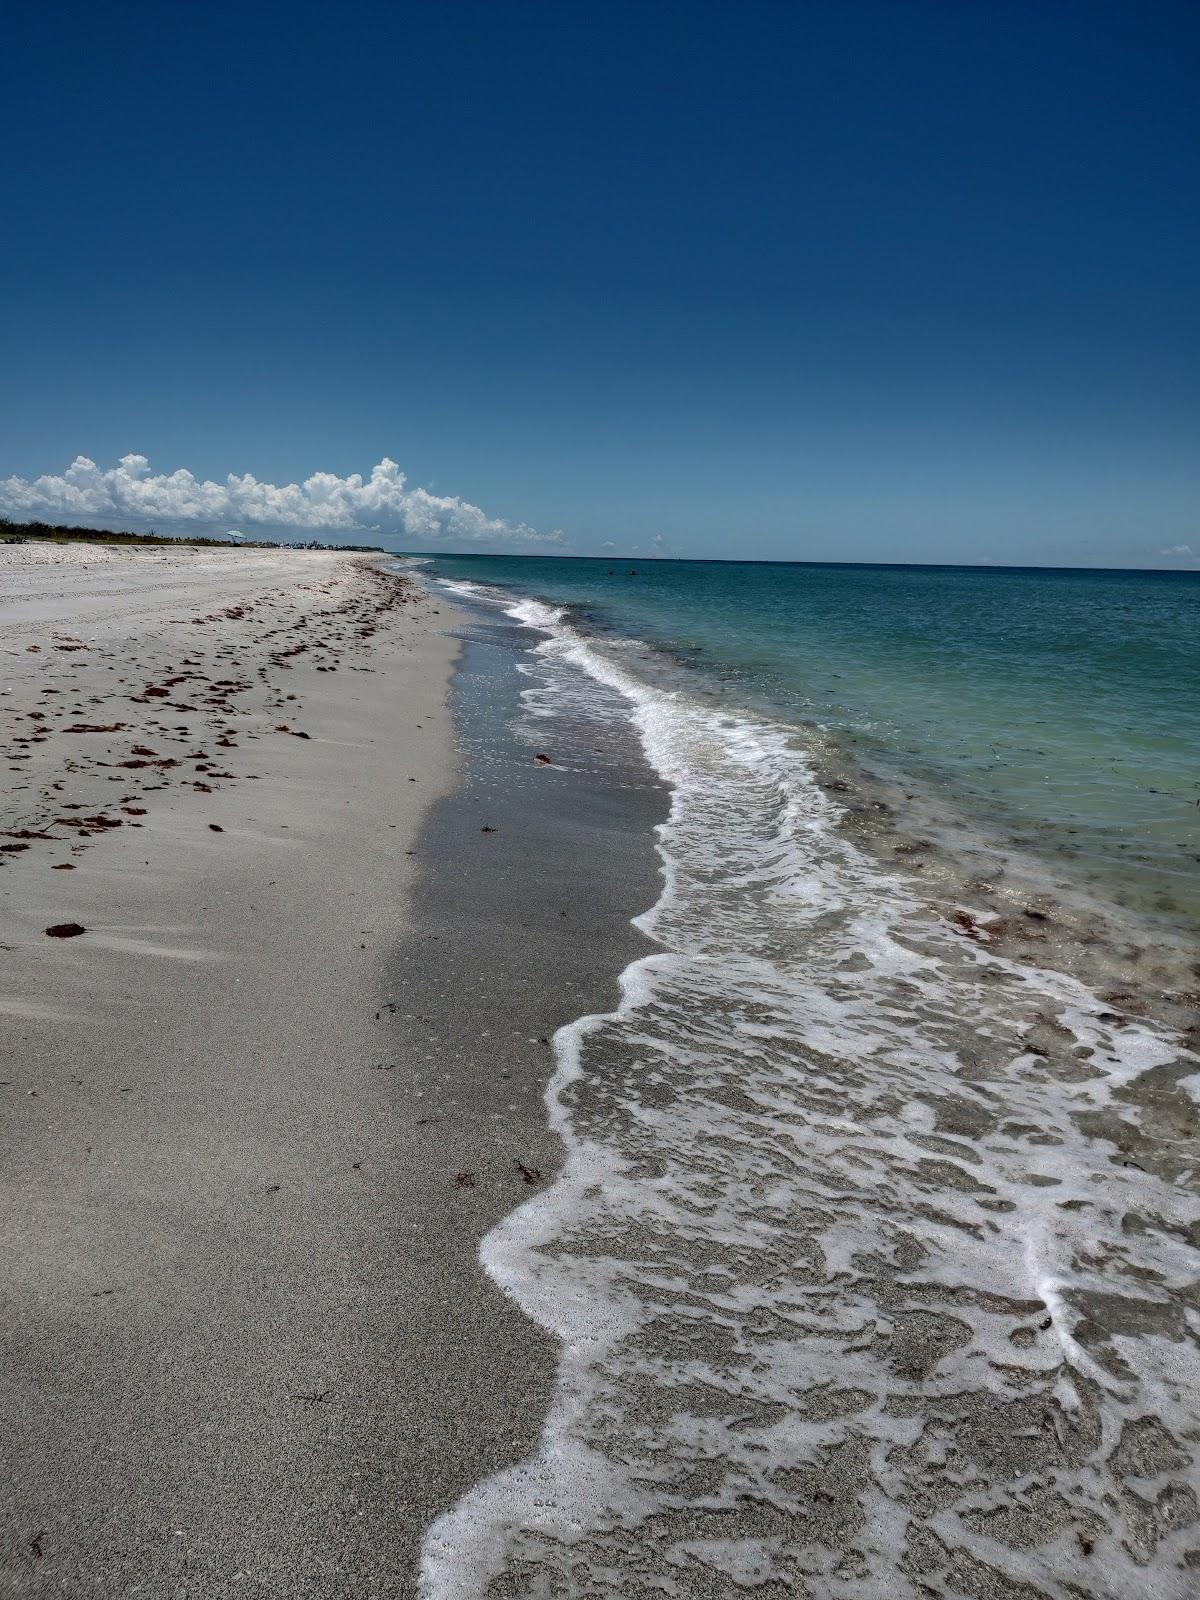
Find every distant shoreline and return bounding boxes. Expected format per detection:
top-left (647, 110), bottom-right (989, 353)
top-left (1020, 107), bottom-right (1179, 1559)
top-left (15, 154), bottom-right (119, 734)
top-left (0, 516), bottom-right (384, 553)
top-left (2, 523), bottom-right (1194, 574)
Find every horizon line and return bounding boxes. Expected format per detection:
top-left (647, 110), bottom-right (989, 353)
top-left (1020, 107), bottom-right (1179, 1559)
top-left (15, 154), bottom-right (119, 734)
top-left (396, 550), bottom-right (1200, 577)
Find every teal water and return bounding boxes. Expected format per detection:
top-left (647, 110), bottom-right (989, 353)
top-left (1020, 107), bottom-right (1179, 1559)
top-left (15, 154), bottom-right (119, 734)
top-left (420, 554), bottom-right (1200, 1596)
top-left (418, 555), bottom-right (1199, 929)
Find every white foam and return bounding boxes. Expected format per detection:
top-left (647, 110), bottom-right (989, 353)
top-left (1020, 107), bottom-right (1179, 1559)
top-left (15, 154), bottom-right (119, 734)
top-left (420, 581), bottom-right (1200, 1599)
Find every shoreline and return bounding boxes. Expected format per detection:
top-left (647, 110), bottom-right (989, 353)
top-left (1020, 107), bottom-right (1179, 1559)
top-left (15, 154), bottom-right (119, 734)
top-left (419, 575), bottom-right (1200, 1599)
top-left (0, 542), bottom-right (669, 1595)
top-left (6, 542), bottom-right (1198, 1596)
top-left (394, 594), bottom-right (667, 1583)
top-left (426, 560), bottom-right (1199, 949)
top-left (430, 568), bottom-right (1200, 1046)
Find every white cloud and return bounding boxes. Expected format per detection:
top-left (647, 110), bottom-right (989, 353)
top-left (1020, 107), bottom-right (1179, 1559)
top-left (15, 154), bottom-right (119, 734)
top-left (0, 453), bottom-right (561, 546)
top-left (1159, 543), bottom-right (1194, 559)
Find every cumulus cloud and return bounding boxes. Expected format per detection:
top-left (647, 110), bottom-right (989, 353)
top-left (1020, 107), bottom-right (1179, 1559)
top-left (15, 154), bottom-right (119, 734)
top-left (1159, 544), bottom-right (1194, 559)
top-left (0, 453), bottom-right (561, 546)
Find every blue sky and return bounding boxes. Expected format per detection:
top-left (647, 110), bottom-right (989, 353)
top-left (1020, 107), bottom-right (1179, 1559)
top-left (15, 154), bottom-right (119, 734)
top-left (2, 1), bottom-right (1196, 565)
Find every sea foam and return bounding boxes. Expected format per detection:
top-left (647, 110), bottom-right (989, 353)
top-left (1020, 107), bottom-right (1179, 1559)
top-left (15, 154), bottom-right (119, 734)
top-left (421, 583), bottom-right (1200, 1598)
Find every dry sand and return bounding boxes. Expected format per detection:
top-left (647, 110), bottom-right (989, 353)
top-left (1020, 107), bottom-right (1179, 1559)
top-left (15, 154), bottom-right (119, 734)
top-left (0, 542), bottom-right (509, 1594)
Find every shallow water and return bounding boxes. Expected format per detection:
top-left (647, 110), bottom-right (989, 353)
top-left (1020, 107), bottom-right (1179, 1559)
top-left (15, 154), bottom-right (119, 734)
top-left (413, 557), bottom-right (1200, 933)
top-left (415, 570), bottom-right (1200, 1598)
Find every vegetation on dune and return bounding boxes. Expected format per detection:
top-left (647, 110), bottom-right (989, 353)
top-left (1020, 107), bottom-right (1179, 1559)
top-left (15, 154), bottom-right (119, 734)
top-left (0, 516), bottom-right (383, 552)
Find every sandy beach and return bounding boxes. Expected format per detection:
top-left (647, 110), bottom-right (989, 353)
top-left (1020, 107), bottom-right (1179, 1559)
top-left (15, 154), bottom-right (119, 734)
top-left (0, 543), bottom-right (571, 1594)
top-left (4, 5), bottom-right (1194, 1593)
top-left (5, 543), bottom-right (1197, 1599)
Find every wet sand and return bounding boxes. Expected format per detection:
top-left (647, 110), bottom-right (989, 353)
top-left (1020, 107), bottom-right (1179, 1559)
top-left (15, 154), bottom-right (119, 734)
top-left (0, 543), bottom-right (667, 1596)
top-left (413, 581), bottom-right (1200, 1600)
top-left (13, 544), bottom-right (1193, 1598)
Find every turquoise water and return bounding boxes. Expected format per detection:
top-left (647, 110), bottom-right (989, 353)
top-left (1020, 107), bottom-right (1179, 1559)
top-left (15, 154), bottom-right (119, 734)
top-left (419, 554), bottom-right (1200, 1596)
top-left (418, 555), bottom-right (1199, 928)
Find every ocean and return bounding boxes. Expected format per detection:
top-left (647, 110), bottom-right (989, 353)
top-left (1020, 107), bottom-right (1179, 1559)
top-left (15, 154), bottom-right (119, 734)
top-left (420, 557), bottom-right (1199, 934)
top-left (412, 556), bottom-right (1200, 1599)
